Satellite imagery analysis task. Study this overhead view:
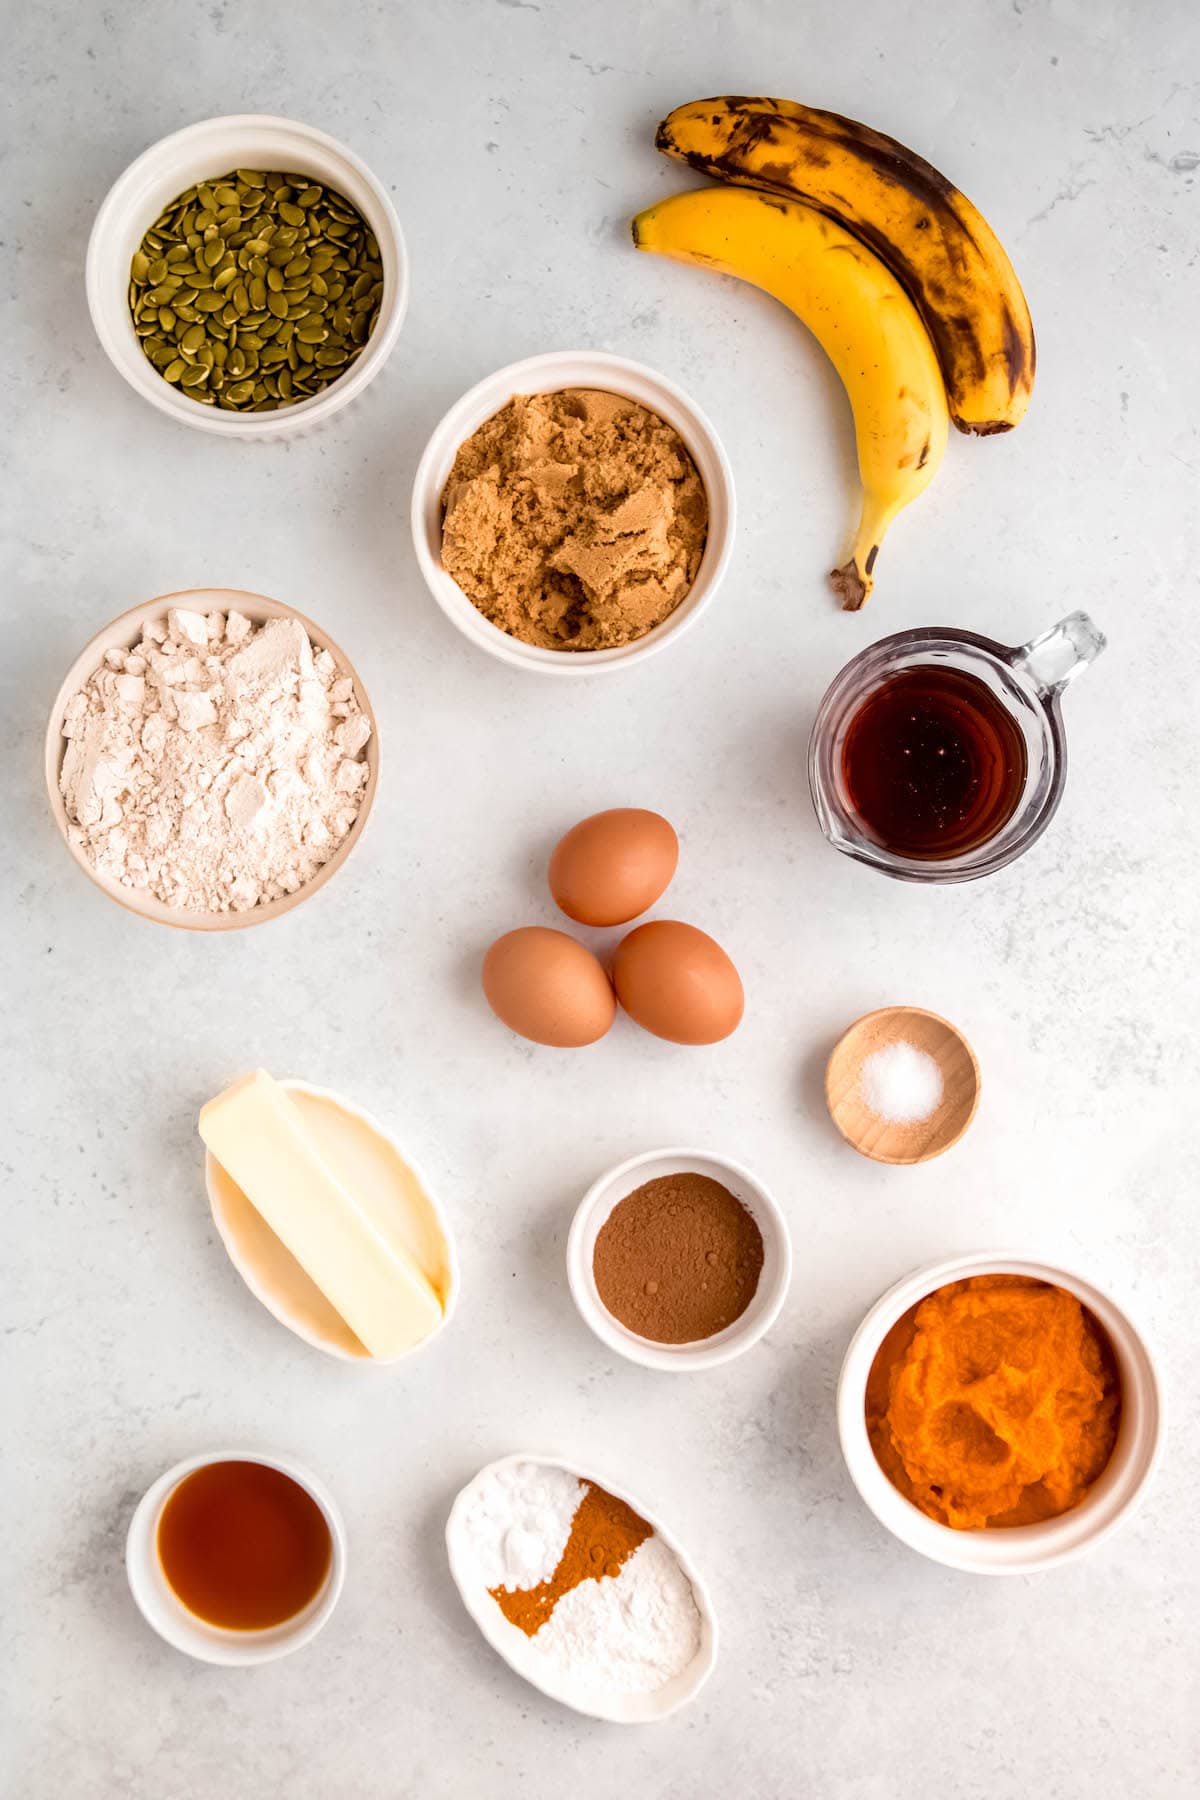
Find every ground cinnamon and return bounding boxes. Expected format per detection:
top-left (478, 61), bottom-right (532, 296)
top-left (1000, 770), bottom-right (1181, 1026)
top-left (488, 1483), bottom-right (651, 1636)
top-left (592, 1171), bottom-right (765, 1344)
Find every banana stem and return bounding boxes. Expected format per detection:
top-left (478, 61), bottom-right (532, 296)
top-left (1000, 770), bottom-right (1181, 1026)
top-left (829, 494), bottom-right (898, 611)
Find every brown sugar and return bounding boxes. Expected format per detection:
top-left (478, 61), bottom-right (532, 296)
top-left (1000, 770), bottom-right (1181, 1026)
top-left (440, 388), bottom-right (708, 651)
top-left (488, 1482), bottom-right (652, 1636)
top-left (592, 1171), bottom-right (765, 1344)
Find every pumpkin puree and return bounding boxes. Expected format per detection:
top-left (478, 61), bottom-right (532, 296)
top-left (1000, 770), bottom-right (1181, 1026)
top-left (866, 1276), bottom-right (1121, 1530)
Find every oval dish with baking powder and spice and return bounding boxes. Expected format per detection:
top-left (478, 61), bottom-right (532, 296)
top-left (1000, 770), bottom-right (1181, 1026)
top-left (445, 1454), bottom-right (717, 1723)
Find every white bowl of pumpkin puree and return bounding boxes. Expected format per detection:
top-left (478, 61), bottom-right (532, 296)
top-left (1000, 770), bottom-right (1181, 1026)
top-left (837, 1253), bottom-right (1164, 1573)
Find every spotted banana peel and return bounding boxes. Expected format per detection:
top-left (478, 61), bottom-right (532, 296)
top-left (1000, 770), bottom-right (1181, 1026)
top-left (656, 95), bottom-right (1035, 437)
top-left (632, 186), bottom-right (949, 609)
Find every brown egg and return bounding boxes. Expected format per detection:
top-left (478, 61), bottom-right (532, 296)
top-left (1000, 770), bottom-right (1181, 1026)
top-left (549, 808), bottom-right (678, 928)
top-left (482, 927), bottom-right (616, 1047)
top-left (613, 920), bottom-right (744, 1045)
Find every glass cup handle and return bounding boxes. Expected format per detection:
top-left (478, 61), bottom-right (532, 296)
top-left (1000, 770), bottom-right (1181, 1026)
top-left (1010, 611), bottom-right (1107, 695)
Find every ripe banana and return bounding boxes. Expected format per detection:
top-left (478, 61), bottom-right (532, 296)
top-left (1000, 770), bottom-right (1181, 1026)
top-left (632, 185), bottom-right (948, 610)
top-left (656, 95), bottom-right (1035, 436)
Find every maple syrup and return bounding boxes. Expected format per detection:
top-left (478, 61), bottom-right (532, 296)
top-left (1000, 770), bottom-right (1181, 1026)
top-left (840, 665), bottom-right (1027, 860)
top-left (157, 1459), bottom-right (332, 1631)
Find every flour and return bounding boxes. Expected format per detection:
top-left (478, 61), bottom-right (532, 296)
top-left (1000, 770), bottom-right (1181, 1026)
top-left (59, 608), bottom-right (372, 912)
top-left (458, 1460), bottom-right (702, 1695)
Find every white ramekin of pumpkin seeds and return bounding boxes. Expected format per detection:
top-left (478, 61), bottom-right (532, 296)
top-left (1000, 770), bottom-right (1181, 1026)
top-left (87, 115), bottom-right (408, 437)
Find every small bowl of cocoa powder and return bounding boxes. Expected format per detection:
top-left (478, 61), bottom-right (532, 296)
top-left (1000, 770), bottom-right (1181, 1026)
top-left (566, 1148), bottom-right (792, 1371)
top-left (410, 351), bottom-right (736, 675)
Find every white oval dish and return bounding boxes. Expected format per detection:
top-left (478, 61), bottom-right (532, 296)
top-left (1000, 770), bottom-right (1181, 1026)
top-left (87, 114), bottom-right (408, 437)
top-left (566, 1148), bottom-right (792, 1372)
top-left (126, 1449), bottom-right (346, 1664)
top-left (206, 1079), bottom-right (459, 1363)
top-left (45, 588), bottom-right (379, 932)
top-left (837, 1251), bottom-right (1165, 1574)
top-left (410, 350), bottom-right (736, 675)
top-left (445, 1453), bottom-right (718, 1722)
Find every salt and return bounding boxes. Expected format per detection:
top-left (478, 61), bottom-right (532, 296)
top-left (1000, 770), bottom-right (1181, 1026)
top-left (859, 1039), bottom-right (944, 1124)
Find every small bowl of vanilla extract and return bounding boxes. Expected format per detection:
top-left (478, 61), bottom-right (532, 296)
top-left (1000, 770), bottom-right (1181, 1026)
top-left (126, 1450), bottom-right (345, 1664)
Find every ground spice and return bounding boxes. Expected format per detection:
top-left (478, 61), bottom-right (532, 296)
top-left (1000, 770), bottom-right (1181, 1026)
top-left (488, 1482), bottom-right (651, 1636)
top-left (866, 1275), bottom-right (1122, 1529)
top-left (440, 388), bottom-right (708, 651)
top-left (592, 1171), bottom-right (765, 1345)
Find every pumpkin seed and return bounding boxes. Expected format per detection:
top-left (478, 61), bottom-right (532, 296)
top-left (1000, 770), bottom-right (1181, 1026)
top-left (128, 167), bottom-right (382, 409)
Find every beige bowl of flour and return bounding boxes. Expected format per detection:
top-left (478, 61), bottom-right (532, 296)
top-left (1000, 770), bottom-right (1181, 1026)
top-left (44, 588), bottom-right (379, 931)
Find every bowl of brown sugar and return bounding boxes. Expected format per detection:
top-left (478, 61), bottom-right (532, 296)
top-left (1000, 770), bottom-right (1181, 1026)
top-left (411, 351), bottom-right (736, 675)
top-left (566, 1148), bottom-right (792, 1371)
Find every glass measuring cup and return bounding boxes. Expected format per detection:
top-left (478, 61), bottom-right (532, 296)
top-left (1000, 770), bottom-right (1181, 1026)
top-left (808, 612), bottom-right (1106, 883)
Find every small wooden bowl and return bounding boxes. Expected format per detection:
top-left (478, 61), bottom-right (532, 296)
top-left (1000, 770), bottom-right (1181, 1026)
top-left (825, 1006), bottom-right (980, 1165)
top-left (44, 587), bottom-right (379, 931)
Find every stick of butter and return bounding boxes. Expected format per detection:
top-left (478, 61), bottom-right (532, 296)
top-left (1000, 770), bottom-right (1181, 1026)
top-left (199, 1071), bottom-right (443, 1360)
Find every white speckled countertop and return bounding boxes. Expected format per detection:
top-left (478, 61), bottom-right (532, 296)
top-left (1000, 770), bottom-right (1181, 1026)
top-left (3, 2), bottom-right (1198, 1794)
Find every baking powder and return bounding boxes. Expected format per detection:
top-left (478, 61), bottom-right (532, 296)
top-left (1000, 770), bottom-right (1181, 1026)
top-left (59, 607), bottom-right (371, 913)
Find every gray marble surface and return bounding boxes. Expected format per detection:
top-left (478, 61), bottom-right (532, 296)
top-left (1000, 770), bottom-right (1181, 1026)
top-left (3, 1), bottom-right (1198, 1795)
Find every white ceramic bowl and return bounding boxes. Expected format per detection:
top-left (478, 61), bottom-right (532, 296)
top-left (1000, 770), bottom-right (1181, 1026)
top-left (837, 1252), bottom-right (1165, 1574)
top-left (445, 1452), bottom-right (718, 1722)
top-left (126, 1449), bottom-right (346, 1664)
top-left (566, 1148), bottom-right (792, 1371)
top-left (45, 587), bottom-right (379, 931)
top-left (86, 114), bottom-right (408, 437)
top-left (205, 1078), bottom-right (460, 1363)
top-left (410, 351), bottom-right (736, 674)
